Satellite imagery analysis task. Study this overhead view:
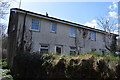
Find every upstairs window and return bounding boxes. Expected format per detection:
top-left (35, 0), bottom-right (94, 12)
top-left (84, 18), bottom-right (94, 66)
top-left (90, 32), bottom-right (96, 40)
top-left (31, 19), bottom-right (40, 31)
top-left (70, 27), bottom-right (76, 37)
top-left (51, 22), bottom-right (57, 32)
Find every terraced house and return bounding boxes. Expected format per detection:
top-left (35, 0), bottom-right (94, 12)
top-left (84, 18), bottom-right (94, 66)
top-left (8, 8), bottom-right (117, 66)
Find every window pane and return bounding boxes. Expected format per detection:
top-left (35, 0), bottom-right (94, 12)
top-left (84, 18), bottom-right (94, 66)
top-left (40, 44), bottom-right (48, 53)
top-left (70, 27), bottom-right (76, 37)
top-left (91, 32), bottom-right (95, 40)
top-left (40, 49), bottom-right (48, 54)
top-left (56, 47), bottom-right (61, 55)
top-left (70, 51), bottom-right (76, 55)
top-left (41, 45), bottom-right (48, 48)
top-left (51, 22), bottom-right (56, 32)
top-left (56, 46), bottom-right (62, 55)
top-left (31, 19), bottom-right (40, 30)
top-left (70, 47), bottom-right (76, 55)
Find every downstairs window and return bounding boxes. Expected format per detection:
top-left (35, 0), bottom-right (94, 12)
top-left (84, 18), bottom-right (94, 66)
top-left (40, 44), bottom-right (49, 53)
top-left (70, 47), bottom-right (76, 55)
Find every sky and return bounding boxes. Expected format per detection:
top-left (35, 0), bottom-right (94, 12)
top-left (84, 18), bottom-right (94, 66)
top-left (6, 0), bottom-right (119, 33)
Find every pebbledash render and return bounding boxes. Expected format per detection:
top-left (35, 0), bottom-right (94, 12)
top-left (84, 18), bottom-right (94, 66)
top-left (8, 8), bottom-right (117, 66)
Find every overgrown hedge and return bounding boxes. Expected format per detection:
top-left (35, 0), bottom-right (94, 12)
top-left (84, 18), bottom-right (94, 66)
top-left (11, 53), bottom-right (120, 80)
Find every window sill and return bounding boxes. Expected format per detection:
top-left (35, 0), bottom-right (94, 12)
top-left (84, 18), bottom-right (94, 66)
top-left (29, 29), bottom-right (40, 32)
top-left (69, 36), bottom-right (76, 38)
top-left (91, 39), bottom-right (96, 41)
top-left (50, 31), bottom-right (56, 33)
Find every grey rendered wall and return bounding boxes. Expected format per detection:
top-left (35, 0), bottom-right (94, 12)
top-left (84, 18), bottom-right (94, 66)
top-left (17, 14), bottom-right (112, 55)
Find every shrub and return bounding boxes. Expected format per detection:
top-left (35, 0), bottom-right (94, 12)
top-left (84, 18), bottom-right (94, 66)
top-left (0, 59), bottom-right (13, 80)
top-left (2, 59), bottom-right (8, 69)
top-left (11, 52), bottom-right (120, 80)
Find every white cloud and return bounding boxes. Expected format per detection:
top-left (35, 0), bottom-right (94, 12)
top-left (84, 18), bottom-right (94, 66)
top-left (108, 2), bottom-right (117, 10)
top-left (84, 19), bottom-right (97, 28)
top-left (116, 24), bottom-right (120, 27)
top-left (113, 2), bottom-right (117, 9)
top-left (108, 5), bottom-right (112, 10)
top-left (109, 11), bottom-right (118, 18)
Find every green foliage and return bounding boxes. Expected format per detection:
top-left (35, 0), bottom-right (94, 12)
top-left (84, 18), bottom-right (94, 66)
top-left (2, 59), bottom-right (8, 68)
top-left (77, 52), bottom-right (120, 62)
top-left (0, 59), bottom-right (13, 79)
top-left (104, 54), bottom-right (119, 62)
top-left (1, 69), bottom-right (13, 79)
top-left (0, 59), bottom-right (7, 68)
top-left (47, 52), bottom-right (120, 62)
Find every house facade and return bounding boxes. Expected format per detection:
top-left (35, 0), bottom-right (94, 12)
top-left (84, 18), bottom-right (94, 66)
top-left (8, 8), bottom-right (117, 67)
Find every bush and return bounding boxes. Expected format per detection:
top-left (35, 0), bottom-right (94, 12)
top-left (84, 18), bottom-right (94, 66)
top-left (11, 53), bottom-right (120, 80)
top-left (0, 59), bottom-right (13, 80)
top-left (2, 59), bottom-right (8, 69)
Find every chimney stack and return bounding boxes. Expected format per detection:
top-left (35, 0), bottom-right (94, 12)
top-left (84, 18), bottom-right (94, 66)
top-left (46, 12), bottom-right (48, 16)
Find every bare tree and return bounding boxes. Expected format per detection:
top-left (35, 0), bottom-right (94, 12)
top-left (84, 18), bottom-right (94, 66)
top-left (0, 0), bottom-right (10, 35)
top-left (0, 1), bottom-right (10, 19)
top-left (0, 0), bottom-right (15, 59)
top-left (97, 17), bottom-right (118, 53)
top-left (97, 17), bottom-right (117, 33)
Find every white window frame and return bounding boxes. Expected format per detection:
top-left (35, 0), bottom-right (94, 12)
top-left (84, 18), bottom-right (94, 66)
top-left (55, 45), bottom-right (62, 54)
top-left (70, 27), bottom-right (76, 37)
top-left (51, 22), bottom-right (57, 32)
top-left (70, 47), bottom-right (76, 55)
top-left (30, 19), bottom-right (40, 31)
top-left (90, 32), bottom-right (96, 41)
top-left (39, 44), bottom-right (49, 53)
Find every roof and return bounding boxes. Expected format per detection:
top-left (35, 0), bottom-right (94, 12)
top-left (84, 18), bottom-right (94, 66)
top-left (11, 8), bottom-right (118, 36)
